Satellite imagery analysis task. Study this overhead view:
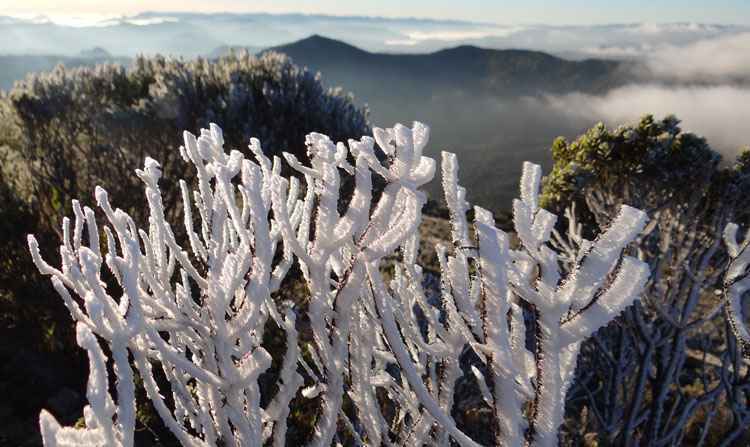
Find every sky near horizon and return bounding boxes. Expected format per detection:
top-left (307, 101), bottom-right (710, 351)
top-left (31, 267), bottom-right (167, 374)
top-left (2, 0), bottom-right (749, 25)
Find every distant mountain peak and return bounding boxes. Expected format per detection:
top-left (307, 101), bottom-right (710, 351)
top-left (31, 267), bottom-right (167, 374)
top-left (78, 47), bottom-right (112, 59)
top-left (306, 34), bottom-right (334, 42)
top-left (440, 44), bottom-right (482, 53)
top-left (281, 35), bottom-right (367, 53)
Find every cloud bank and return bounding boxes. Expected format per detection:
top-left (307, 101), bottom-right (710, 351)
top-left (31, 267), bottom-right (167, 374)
top-left (541, 84), bottom-right (750, 159)
top-left (642, 32), bottom-right (750, 83)
top-left (522, 24), bottom-right (750, 161)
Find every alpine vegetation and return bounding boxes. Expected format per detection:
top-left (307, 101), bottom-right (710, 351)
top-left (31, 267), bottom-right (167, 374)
top-left (29, 122), bottom-right (651, 446)
top-left (541, 117), bottom-right (750, 444)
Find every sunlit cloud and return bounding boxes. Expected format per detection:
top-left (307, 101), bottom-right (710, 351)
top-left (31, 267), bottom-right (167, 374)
top-left (101, 16), bottom-right (180, 27)
top-left (384, 26), bottom-right (526, 47)
top-left (625, 22), bottom-right (725, 35)
top-left (5, 12), bottom-right (181, 27)
top-left (4, 12), bottom-right (118, 27)
top-left (384, 39), bottom-right (420, 46)
top-left (540, 84), bottom-right (750, 158)
top-left (642, 32), bottom-right (750, 82)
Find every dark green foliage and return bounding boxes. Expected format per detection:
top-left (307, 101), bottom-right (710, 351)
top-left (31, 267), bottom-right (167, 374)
top-left (541, 115), bottom-right (727, 211)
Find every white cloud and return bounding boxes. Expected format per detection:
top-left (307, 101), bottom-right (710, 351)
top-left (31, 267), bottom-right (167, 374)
top-left (577, 45), bottom-right (649, 58)
top-left (626, 22), bottom-right (724, 35)
top-left (542, 84), bottom-right (750, 158)
top-left (508, 23), bottom-right (746, 63)
top-left (5, 13), bottom-right (119, 27)
top-left (384, 39), bottom-right (419, 46)
top-left (405, 27), bottom-right (524, 42)
top-left (101, 16), bottom-right (180, 27)
top-left (384, 26), bottom-right (526, 47)
top-left (642, 32), bottom-right (750, 82)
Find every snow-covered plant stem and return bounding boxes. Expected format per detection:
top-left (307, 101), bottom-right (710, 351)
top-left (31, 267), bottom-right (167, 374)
top-left (555, 168), bottom-right (746, 445)
top-left (723, 222), bottom-right (750, 353)
top-left (29, 122), bottom-right (650, 447)
top-left (434, 158), bottom-right (649, 446)
top-left (29, 124), bottom-right (305, 446)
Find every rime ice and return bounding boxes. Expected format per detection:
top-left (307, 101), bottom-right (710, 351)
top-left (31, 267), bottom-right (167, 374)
top-left (29, 123), bottom-right (649, 447)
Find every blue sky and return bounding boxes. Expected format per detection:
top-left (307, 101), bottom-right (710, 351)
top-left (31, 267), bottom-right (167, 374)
top-left (2, 0), bottom-right (749, 25)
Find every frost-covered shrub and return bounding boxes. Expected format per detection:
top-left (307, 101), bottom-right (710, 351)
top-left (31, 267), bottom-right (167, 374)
top-left (0, 51), bottom-right (368, 232)
top-left (542, 115), bottom-right (750, 444)
top-left (29, 121), bottom-right (650, 446)
top-left (0, 54), bottom-right (368, 444)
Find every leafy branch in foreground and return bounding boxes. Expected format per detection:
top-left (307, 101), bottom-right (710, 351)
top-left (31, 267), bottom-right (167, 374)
top-left (29, 122), bottom-right (649, 446)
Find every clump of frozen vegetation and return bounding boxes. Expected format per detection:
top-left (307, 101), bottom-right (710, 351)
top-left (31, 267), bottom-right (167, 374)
top-left (29, 122), bottom-right (653, 446)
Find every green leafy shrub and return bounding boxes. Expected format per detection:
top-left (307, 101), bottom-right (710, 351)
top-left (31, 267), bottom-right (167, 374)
top-left (541, 115), bottom-right (731, 212)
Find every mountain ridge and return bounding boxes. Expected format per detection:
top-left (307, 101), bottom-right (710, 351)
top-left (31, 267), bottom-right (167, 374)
top-left (265, 34), bottom-right (625, 98)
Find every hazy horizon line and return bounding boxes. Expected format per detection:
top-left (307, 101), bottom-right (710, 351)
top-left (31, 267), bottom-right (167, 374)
top-left (2, 11), bottom-right (747, 29)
